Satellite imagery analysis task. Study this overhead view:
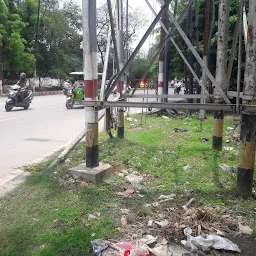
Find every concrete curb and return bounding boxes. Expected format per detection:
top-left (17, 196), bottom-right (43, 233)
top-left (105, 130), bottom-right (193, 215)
top-left (0, 91), bottom-right (63, 97)
top-left (0, 170), bottom-right (31, 199)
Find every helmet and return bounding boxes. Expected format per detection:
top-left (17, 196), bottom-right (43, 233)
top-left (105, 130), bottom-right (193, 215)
top-left (20, 73), bottom-right (27, 80)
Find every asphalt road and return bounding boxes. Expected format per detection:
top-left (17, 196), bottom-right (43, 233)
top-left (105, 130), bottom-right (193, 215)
top-left (0, 95), bottom-right (87, 180)
top-left (0, 88), bottom-right (183, 181)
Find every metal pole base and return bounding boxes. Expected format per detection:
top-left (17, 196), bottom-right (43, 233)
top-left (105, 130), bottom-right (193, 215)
top-left (212, 110), bottom-right (224, 151)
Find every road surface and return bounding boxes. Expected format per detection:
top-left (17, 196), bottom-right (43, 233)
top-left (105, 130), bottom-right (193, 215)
top-left (0, 95), bottom-right (87, 180)
top-left (0, 88), bottom-right (183, 181)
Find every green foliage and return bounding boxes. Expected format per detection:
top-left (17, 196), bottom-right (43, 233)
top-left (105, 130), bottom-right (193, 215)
top-left (129, 55), bottom-right (154, 81)
top-left (149, 0), bottom-right (242, 81)
top-left (36, 1), bottom-right (83, 79)
top-left (1, 0), bottom-right (36, 76)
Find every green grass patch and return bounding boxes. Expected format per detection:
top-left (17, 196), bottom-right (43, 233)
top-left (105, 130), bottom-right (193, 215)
top-left (0, 113), bottom-right (255, 255)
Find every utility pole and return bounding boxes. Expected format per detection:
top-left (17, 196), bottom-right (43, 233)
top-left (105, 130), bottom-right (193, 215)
top-left (212, 0), bottom-right (230, 151)
top-left (237, 0), bottom-right (256, 198)
top-left (163, 0), bottom-right (170, 103)
top-left (116, 0), bottom-right (125, 138)
top-left (188, 4), bottom-right (194, 101)
top-left (195, 0), bottom-right (200, 103)
top-left (83, 0), bottom-right (99, 167)
top-left (33, 0), bottom-right (41, 92)
top-left (157, 1), bottom-right (167, 100)
top-left (199, 0), bottom-right (211, 120)
top-left (0, 44), bottom-right (3, 95)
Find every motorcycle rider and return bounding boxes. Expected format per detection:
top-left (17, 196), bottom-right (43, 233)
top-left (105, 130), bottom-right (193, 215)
top-left (16, 73), bottom-right (28, 102)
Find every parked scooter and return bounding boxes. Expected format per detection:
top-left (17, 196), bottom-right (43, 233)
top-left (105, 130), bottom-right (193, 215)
top-left (5, 84), bottom-right (33, 112)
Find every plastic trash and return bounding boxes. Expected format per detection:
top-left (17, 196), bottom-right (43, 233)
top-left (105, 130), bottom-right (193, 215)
top-left (239, 223), bottom-right (254, 235)
top-left (223, 146), bottom-right (234, 151)
top-left (174, 128), bottom-right (188, 132)
top-left (219, 164), bottom-right (235, 174)
top-left (183, 165), bottom-right (191, 171)
top-left (182, 198), bottom-right (196, 211)
top-left (92, 236), bottom-right (192, 256)
top-left (181, 227), bottom-right (241, 252)
top-left (199, 137), bottom-right (209, 142)
top-left (125, 174), bottom-right (143, 184)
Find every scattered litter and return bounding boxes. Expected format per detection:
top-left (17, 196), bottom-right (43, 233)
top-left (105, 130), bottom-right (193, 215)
top-left (146, 194), bottom-right (176, 207)
top-left (223, 146), bottom-right (234, 151)
top-left (226, 139), bottom-right (230, 143)
top-left (158, 194), bottom-right (176, 200)
top-left (138, 235), bottom-right (157, 245)
top-left (162, 115), bottom-right (169, 119)
top-left (88, 214), bottom-right (98, 221)
top-left (118, 173), bottom-right (125, 178)
top-left (182, 198), bottom-right (196, 211)
top-left (121, 215), bottom-right (127, 226)
top-left (125, 174), bottom-right (143, 185)
top-left (227, 127), bottom-right (234, 131)
top-left (116, 191), bottom-right (126, 196)
top-left (219, 164), bottom-right (235, 174)
top-left (137, 194), bottom-right (145, 198)
top-left (126, 117), bottom-right (138, 122)
top-left (125, 188), bottom-right (135, 195)
top-left (88, 212), bottom-right (100, 221)
top-left (92, 236), bottom-right (192, 256)
top-left (239, 223), bottom-right (253, 235)
top-left (181, 227), bottom-right (241, 252)
top-left (183, 165), bottom-right (191, 171)
top-left (148, 243), bottom-right (191, 256)
top-left (232, 132), bottom-right (240, 142)
top-left (53, 171), bottom-right (57, 174)
top-left (121, 208), bottom-right (131, 215)
top-left (200, 137), bottom-right (209, 142)
top-left (154, 219), bottom-right (169, 228)
top-left (148, 219), bottom-right (169, 228)
top-left (174, 128), bottom-right (188, 132)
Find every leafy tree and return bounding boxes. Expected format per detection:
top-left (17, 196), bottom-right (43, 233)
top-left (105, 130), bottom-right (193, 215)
top-left (36, 0), bottom-right (83, 79)
top-left (149, 0), bottom-right (243, 82)
top-left (0, 0), bottom-right (8, 83)
top-left (1, 0), bottom-right (36, 79)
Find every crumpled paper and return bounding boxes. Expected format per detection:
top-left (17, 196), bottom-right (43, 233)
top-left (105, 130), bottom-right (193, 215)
top-left (92, 235), bottom-right (193, 256)
top-left (181, 227), bottom-right (241, 252)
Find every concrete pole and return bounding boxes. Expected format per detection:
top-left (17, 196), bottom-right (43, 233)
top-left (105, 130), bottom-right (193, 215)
top-left (237, 0), bottom-right (256, 198)
top-left (243, 6), bottom-right (248, 48)
top-left (199, 0), bottom-right (211, 119)
top-left (163, 0), bottom-right (170, 103)
top-left (116, 0), bottom-right (125, 138)
top-left (82, 0), bottom-right (99, 167)
top-left (212, 0), bottom-right (230, 151)
top-left (195, 0), bottom-right (200, 101)
top-left (0, 46), bottom-right (3, 95)
top-left (158, 4), bottom-right (166, 100)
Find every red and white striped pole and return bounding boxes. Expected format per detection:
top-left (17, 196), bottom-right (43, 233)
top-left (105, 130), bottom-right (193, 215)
top-left (82, 0), bottom-right (99, 167)
top-left (157, 8), bottom-right (166, 100)
top-left (116, 0), bottom-right (125, 138)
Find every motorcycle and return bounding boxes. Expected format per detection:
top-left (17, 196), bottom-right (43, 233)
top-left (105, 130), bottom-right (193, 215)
top-left (65, 86), bottom-right (84, 109)
top-left (5, 85), bottom-right (33, 112)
